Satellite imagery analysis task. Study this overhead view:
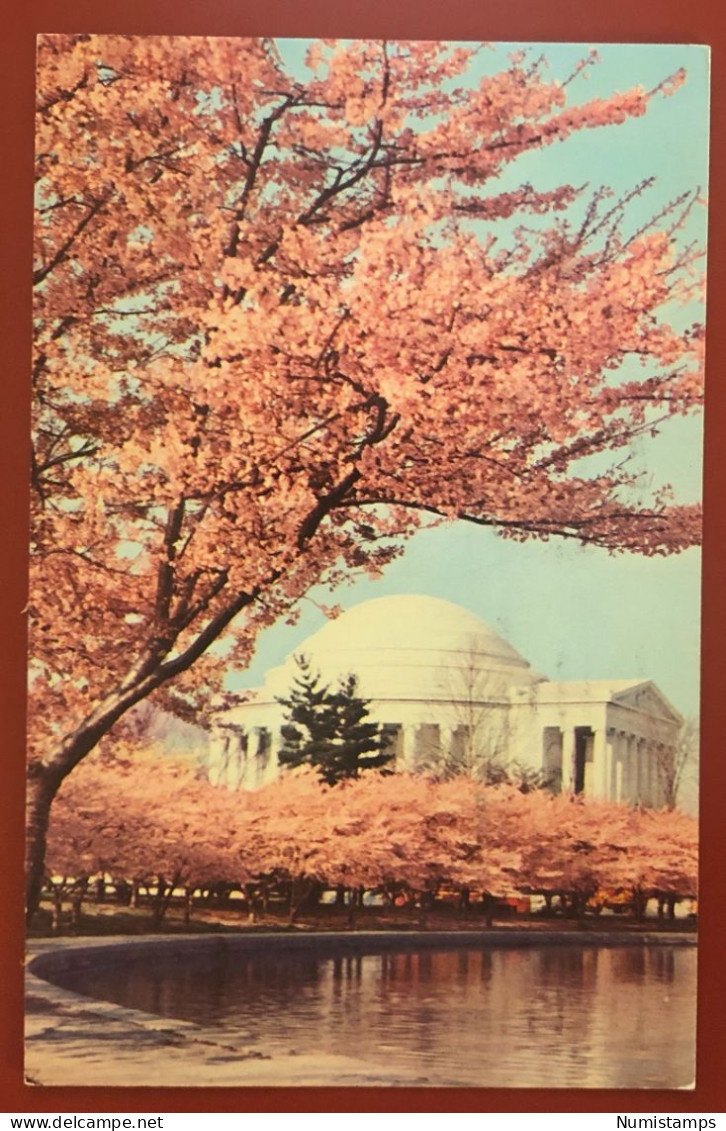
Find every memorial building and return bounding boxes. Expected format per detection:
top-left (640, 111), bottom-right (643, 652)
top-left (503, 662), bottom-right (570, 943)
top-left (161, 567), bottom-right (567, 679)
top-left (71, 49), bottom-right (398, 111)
top-left (208, 594), bottom-right (681, 806)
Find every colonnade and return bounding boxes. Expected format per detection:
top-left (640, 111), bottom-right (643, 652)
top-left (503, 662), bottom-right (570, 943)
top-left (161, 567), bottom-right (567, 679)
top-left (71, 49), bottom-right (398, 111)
top-left (555, 725), bottom-right (671, 806)
top-left (607, 728), bottom-right (671, 807)
top-left (208, 718), bottom-right (675, 809)
top-left (209, 725), bottom-right (274, 790)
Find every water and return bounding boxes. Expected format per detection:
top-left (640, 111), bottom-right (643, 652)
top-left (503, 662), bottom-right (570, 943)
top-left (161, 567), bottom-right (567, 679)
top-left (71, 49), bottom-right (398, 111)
top-left (49, 943), bottom-right (696, 1088)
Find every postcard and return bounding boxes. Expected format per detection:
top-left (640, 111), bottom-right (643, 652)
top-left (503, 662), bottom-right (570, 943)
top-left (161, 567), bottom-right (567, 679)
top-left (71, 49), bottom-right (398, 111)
top-left (25, 35), bottom-right (707, 1089)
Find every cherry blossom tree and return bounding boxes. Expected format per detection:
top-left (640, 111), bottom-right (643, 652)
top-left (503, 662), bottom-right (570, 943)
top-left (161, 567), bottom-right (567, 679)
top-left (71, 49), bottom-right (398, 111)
top-left (601, 803), bottom-right (698, 918)
top-left (508, 791), bottom-right (698, 915)
top-left (29, 35), bottom-right (704, 918)
top-left (46, 750), bottom-right (698, 930)
top-left (46, 748), bottom-right (254, 925)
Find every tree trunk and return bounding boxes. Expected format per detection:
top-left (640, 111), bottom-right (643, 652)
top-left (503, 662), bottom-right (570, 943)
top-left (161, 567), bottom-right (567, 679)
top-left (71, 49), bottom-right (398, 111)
top-left (243, 883), bottom-right (258, 918)
top-left (26, 701), bottom-right (144, 923)
top-left (289, 877), bottom-right (312, 924)
top-left (25, 768), bottom-right (62, 925)
top-left (23, 561), bottom-right (275, 925)
top-left (23, 650), bottom-right (226, 922)
top-left (50, 891), bottom-right (62, 936)
top-left (481, 892), bottom-right (495, 928)
top-left (151, 876), bottom-right (179, 926)
top-left (570, 892), bottom-right (585, 918)
top-left (151, 881), bottom-right (168, 926)
top-left (50, 886), bottom-right (64, 935)
top-left (300, 880), bottom-right (324, 912)
top-left (115, 880), bottom-right (131, 905)
top-left (70, 878), bottom-right (88, 930)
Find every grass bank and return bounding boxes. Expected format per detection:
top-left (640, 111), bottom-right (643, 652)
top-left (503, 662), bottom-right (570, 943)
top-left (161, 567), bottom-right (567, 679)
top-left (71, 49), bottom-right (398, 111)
top-left (28, 898), bottom-right (697, 939)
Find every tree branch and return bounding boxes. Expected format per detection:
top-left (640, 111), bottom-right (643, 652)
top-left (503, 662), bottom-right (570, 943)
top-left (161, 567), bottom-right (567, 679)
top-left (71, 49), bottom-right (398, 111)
top-left (33, 195), bottom-right (110, 287)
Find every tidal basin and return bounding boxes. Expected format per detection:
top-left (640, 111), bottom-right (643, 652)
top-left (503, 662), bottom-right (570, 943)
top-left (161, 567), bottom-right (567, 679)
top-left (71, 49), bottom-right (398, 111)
top-left (26, 932), bottom-right (696, 1088)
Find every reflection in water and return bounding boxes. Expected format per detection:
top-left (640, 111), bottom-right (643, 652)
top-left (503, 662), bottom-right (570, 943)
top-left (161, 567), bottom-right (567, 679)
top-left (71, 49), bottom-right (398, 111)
top-left (50, 944), bottom-right (696, 1088)
top-left (613, 946), bottom-right (647, 983)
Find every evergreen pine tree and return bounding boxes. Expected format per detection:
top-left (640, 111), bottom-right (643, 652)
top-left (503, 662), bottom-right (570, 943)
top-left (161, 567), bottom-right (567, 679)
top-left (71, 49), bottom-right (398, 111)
top-left (277, 655), bottom-right (338, 774)
top-left (277, 655), bottom-right (393, 786)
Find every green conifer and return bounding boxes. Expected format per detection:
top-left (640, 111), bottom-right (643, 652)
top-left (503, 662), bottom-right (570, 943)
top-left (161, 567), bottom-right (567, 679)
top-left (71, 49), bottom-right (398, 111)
top-left (277, 655), bottom-right (393, 786)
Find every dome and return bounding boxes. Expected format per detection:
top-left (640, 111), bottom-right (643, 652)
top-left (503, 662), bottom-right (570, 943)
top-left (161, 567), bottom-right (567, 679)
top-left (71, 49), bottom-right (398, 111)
top-left (259, 594), bottom-right (543, 705)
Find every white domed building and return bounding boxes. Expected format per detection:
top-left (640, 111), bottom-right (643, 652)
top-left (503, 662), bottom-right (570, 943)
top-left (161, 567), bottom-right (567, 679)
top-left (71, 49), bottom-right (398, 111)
top-left (208, 594), bottom-right (681, 807)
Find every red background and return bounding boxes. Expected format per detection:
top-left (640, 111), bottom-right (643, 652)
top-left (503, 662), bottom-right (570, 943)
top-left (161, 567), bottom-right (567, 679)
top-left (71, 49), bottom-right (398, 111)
top-left (2, 0), bottom-right (723, 1113)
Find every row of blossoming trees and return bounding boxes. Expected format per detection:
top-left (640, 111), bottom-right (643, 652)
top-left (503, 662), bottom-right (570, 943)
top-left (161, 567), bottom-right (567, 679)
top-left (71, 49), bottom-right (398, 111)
top-left (43, 748), bottom-right (697, 931)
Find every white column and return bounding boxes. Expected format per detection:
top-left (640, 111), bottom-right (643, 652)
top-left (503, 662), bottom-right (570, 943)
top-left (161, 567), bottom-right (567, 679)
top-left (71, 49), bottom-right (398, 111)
top-left (250, 728), bottom-right (260, 787)
top-left (440, 725), bottom-right (456, 771)
top-left (654, 744), bottom-right (667, 807)
top-left (591, 728), bottom-right (610, 800)
top-left (208, 727), bottom-right (234, 787)
top-left (633, 737), bottom-right (642, 809)
top-left (237, 730), bottom-right (252, 789)
top-left (645, 742), bottom-right (656, 807)
top-left (226, 734), bottom-right (239, 789)
top-left (562, 727), bottom-right (576, 793)
top-left (614, 732), bottom-right (624, 802)
top-left (266, 728), bottom-right (279, 785)
top-left (400, 724), bottom-right (416, 771)
top-left (624, 734), bottom-right (636, 802)
top-left (207, 728), bottom-right (222, 786)
top-left (252, 727), bottom-right (272, 788)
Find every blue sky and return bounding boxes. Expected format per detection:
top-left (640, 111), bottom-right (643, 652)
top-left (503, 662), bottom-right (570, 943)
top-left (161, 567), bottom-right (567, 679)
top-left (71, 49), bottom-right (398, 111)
top-left (227, 42), bottom-right (709, 719)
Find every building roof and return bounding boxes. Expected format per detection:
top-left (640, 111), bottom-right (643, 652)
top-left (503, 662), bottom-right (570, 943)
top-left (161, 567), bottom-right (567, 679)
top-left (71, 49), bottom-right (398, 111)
top-left (255, 594), bottom-right (543, 704)
top-left (510, 679), bottom-right (683, 724)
